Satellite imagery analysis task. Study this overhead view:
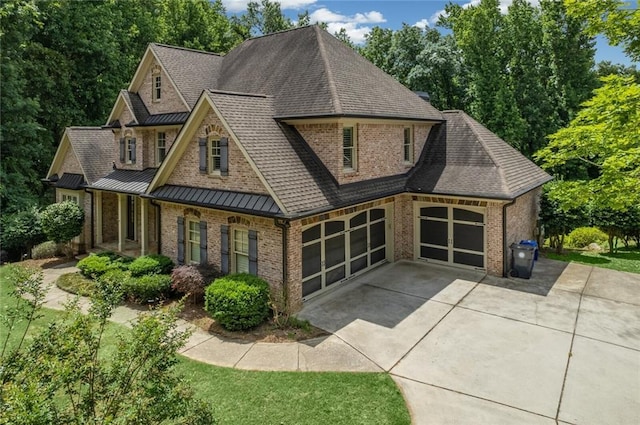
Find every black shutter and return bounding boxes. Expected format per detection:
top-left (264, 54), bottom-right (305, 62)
top-left (198, 138), bottom-right (207, 173)
top-left (220, 137), bottom-right (228, 176)
top-left (249, 230), bottom-right (258, 275)
top-left (221, 225), bottom-right (229, 274)
top-left (119, 138), bottom-right (125, 162)
top-left (131, 138), bottom-right (137, 163)
top-left (199, 220), bottom-right (207, 265)
top-left (177, 216), bottom-right (185, 265)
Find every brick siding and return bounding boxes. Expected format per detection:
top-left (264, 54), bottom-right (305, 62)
top-left (138, 60), bottom-right (188, 115)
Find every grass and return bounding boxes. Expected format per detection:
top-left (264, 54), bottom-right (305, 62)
top-left (56, 271), bottom-right (97, 297)
top-left (0, 265), bottom-right (410, 424)
top-left (543, 246), bottom-right (640, 274)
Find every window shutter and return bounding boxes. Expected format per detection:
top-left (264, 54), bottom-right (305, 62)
top-left (198, 138), bottom-right (207, 173)
top-left (199, 220), bottom-right (208, 265)
top-left (131, 138), bottom-right (137, 163)
top-left (177, 217), bottom-right (185, 265)
top-left (248, 230), bottom-right (258, 275)
top-left (220, 225), bottom-right (229, 274)
top-left (220, 137), bottom-right (229, 176)
top-left (119, 138), bottom-right (125, 162)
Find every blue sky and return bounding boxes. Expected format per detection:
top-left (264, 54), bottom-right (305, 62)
top-left (222, 0), bottom-right (634, 66)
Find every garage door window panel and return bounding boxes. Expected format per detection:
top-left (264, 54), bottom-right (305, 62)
top-left (303, 276), bottom-right (322, 297)
top-left (421, 207), bottom-right (447, 219)
top-left (453, 208), bottom-right (483, 223)
top-left (326, 266), bottom-right (345, 286)
top-left (454, 251), bottom-right (484, 268)
top-left (351, 256), bottom-right (368, 274)
top-left (350, 227), bottom-right (368, 258)
top-left (421, 246), bottom-right (448, 262)
top-left (421, 219), bottom-right (448, 247)
top-left (325, 235), bottom-right (345, 268)
top-left (302, 242), bottom-right (321, 278)
top-left (453, 223), bottom-right (484, 252)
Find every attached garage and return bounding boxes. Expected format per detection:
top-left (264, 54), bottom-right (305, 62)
top-left (415, 203), bottom-right (486, 270)
top-left (301, 206), bottom-right (390, 299)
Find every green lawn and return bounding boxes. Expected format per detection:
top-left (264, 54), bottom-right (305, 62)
top-left (543, 246), bottom-right (640, 274)
top-left (0, 265), bottom-right (410, 425)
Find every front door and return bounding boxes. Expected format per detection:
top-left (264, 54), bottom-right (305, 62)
top-left (417, 205), bottom-right (485, 269)
top-left (126, 196), bottom-right (135, 240)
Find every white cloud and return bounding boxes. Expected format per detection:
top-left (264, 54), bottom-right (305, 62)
top-left (223, 0), bottom-right (317, 13)
top-left (308, 7), bottom-right (386, 44)
top-left (414, 19), bottom-right (429, 29)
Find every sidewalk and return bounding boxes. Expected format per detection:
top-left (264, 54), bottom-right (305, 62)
top-left (39, 263), bottom-right (380, 373)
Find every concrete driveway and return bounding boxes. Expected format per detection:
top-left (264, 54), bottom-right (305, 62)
top-left (298, 259), bottom-right (640, 425)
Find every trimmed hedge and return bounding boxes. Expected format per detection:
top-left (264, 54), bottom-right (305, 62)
top-left (77, 254), bottom-right (120, 278)
top-left (122, 274), bottom-right (172, 304)
top-left (204, 274), bottom-right (270, 331)
top-left (567, 227), bottom-right (608, 248)
top-left (128, 254), bottom-right (174, 277)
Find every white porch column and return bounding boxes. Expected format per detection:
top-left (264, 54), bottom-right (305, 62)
top-left (117, 193), bottom-right (126, 252)
top-left (95, 191), bottom-right (103, 245)
top-left (140, 197), bottom-right (148, 256)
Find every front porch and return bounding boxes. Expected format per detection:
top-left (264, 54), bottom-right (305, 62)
top-left (91, 240), bottom-right (157, 258)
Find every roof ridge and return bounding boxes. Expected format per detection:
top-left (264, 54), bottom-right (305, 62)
top-left (150, 42), bottom-right (223, 56)
top-left (67, 126), bottom-right (108, 130)
top-left (243, 25), bottom-right (316, 42)
top-left (314, 26), bottom-right (343, 115)
top-left (208, 89), bottom-right (270, 98)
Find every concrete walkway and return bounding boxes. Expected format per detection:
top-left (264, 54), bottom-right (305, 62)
top-left (40, 259), bottom-right (640, 425)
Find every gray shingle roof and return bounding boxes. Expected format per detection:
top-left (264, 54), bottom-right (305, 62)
top-left (66, 127), bottom-right (115, 185)
top-left (407, 111), bottom-right (552, 199)
top-left (91, 168), bottom-right (157, 194)
top-left (215, 26), bottom-right (443, 121)
top-left (150, 43), bottom-right (223, 108)
top-left (150, 185), bottom-right (282, 216)
top-left (122, 90), bottom-right (149, 123)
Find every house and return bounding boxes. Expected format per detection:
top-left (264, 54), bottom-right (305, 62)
top-left (45, 25), bottom-right (551, 311)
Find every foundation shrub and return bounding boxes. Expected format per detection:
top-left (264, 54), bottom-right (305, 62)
top-left (128, 255), bottom-right (174, 277)
top-left (171, 264), bottom-right (222, 302)
top-left (77, 254), bottom-right (119, 278)
top-left (204, 274), bottom-right (270, 331)
top-left (32, 241), bottom-right (64, 259)
top-left (567, 227), bottom-right (608, 248)
top-left (122, 274), bottom-right (172, 304)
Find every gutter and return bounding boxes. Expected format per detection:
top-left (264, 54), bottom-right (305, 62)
top-left (274, 217), bottom-right (290, 312)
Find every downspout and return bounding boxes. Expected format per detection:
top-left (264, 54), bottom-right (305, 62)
top-left (274, 217), bottom-right (290, 312)
top-left (150, 199), bottom-right (162, 254)
top-left (84, 188), bottom-right (94, 250)
top-left (502, 199), bottom-right (516, 277)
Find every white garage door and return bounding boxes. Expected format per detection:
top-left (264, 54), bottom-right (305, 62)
top-left (302, 207), bottom-right (387, 299)
top-left (417, 204), bottom-right (485, 270)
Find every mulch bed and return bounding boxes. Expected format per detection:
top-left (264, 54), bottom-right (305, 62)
top-left (20, 257), bottom-right (75, 269)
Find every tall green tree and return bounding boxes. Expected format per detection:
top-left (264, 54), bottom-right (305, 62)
top-left (232, 0), bottom-right (294, 39)
top-left (360, 26), bottom-right (394, 75)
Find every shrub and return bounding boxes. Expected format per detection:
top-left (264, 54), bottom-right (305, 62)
top-left (40, 201), bottom-right (84, 244)
top-left (122, 274), bottom-right (172, 303)
top-left (32, 241), bottom-right (64, 259)
top-left (98, 268), bottom-right (131, 289)
top-left (128, 254), bottom-right (174, 277)
top-left (77, 254), bottom-right (119, 278)
top-left (56, 272), bottom-right (96, 297)
top-left (171, 264), bottom-right (221, 301)
top-left (204, 273), bottom-right (270, 331)
top-left (0, 206), bottom-right (47, 259)
top-left (567, 227), bottom-right (608, 248)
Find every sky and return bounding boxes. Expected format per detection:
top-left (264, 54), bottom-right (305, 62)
top-left (222, 0), bottom-right (635, 66)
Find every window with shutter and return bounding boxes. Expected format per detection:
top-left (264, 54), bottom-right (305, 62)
top-left (126, 138), bottom-right (136, 164)
top-left (209, 137), bottom-right (221, 174)
top-left (343, 126), bottom-right (356, 170)
top-left (233, 229), bottom-right (249, 273)
top-left (187, 220), bottom-right (201, 264)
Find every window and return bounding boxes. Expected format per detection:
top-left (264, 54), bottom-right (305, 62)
top-left (153, 74), bottom-right (161, 101)
top-left (233, 229), bottom-right (249, 273)
top-left (343, 126), bottom-right (356, 170)
top-left (156, 132), bottom-right (166, 164)
top-left (126, 138), bottom-right (135, 164)
top-left (187, 220), bottom-right (200, 264)
top-left (403, 127), bottom-right (413, 163)
top-left (61, 193), bottom-right (79, 204)
top-left (209, 138), bottom-right (221, 174)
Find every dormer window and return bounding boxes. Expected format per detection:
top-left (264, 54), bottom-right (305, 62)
top-left (343, 126), bottom-right (357, 171)
top-left (152, 66), bottom-right (161, 102)
top-left (209, 137), bottom-right (221, 174)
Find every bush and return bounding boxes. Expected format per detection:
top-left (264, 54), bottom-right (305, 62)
top-left (567, 227), bottom-right (608, 248)
top-left (122, 274), bottom-right (172, 303)
top-left (32, 241), bottom-right (64, 259)
top-left (56, 272), bottom-right (96, 297)
top-left (98, 268), bottom-right (131, 288)
top-left (0, 206), bottom-right (47, 259)
top-left (128, 254), bottom-right (174, 277)
top-left (77, 254), bottom-right (119, 278)
top-left (40, 201), bottom-right (84, 244)
top-left (171, 264), bottom-right (221, 301)
top-left (204, 273), bottom-right (270, 331)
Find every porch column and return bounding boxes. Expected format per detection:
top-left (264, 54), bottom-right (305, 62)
top-left (95, 191), bottom-right (103, 245)
top-left (140, 197), bottom-right (148, 256)
top-left (117, 193), bottom-right (126, 252)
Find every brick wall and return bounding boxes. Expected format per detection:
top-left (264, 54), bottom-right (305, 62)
top-left (506, 188), bottom-right (541, 252)
top-left (59, 147), bottom-right (83, 175)
top-left (102, 192), bottom-right (119, 243)
top-left (295, 122), bottom-right (432, 185)
top-left (166, 110), bottom-right (268, 194)
top-left (159, 202), bottom-right (283, 289)
top-left (394, 194), bottom-right (413, 261)
top-left (286, 220), bottom-right (303, 312)
top-left (143, 128), bottom-right (179, 168)
top-left (485, 201), bottom-right (504, 276)
top-left (138, 60), bottom-right (188, 115)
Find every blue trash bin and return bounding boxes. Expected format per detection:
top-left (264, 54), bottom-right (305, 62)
top-left (519, 240), bottom-right (539, 261)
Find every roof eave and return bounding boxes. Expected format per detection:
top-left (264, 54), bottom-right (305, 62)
top-left (277, 113), bottom-right (444, 122)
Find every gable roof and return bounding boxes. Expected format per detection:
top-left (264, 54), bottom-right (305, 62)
top-left (215, 26), bottom-right (443, 121)
top-left (407, 111), bottom-right (553, 199)
top-left (150, 43), bottom-right (223, 108)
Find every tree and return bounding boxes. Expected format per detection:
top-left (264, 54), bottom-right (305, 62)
top-left (232, 0), bottom-right (293, 39)
top-left (0, 206), bottom-right (47, 259)
top-left (360, 26), bottom-right (394, 75)
top-left (535, 75), bottom-right (640, 211)
top-left (538, 184), bottom-right (586, 253)
top-left (0, 265), bottom-right (215, 424)
top-left (39, 201), bottom-right (85, 245)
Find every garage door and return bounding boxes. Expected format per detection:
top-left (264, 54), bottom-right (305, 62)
top-left (302, 208), bottom-right (387, 299)
top-left (417, 205), bottom-right (485, 269)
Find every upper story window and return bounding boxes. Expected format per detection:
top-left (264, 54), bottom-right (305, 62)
top-left (209, 137), bottom-right (221, 174)
top-left (156, 132), bottom-right (166, 165)
top-left (152, 66), bottom-right (161, 102)
top-left (61, 192), bottom-right (79, 204)
top-left (126, 138), bottom-right (136, 164)
top-left (403, 126), bottom-right (414, 163)
top-left (343, 126), bottom-right (357, 171)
